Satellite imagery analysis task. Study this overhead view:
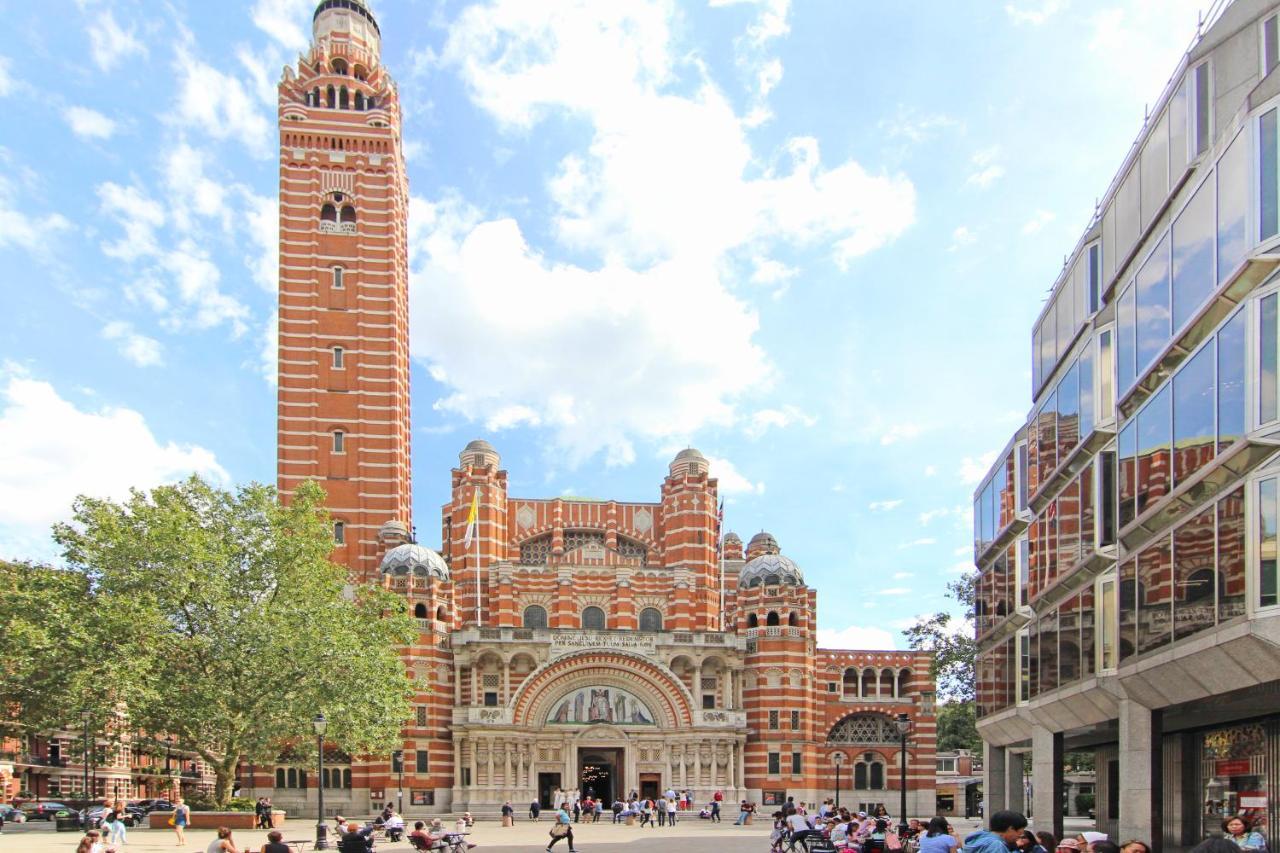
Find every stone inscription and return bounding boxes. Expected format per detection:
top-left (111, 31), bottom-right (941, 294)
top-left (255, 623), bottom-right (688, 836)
top-left (551, 631), bottom-right (657, 658)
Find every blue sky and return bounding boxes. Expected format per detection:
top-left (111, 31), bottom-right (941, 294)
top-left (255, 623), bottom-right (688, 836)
top-left (0, 0), bottom-right (1209, 648)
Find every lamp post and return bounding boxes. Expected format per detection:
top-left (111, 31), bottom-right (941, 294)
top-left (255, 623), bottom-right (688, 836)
top-left (895, 713), bottom-right (911, 840)
top-left (81, 711), bottom-right (90, 810)
top-left (833, 752), bottom-right (843, 811)
top-left (314, 714), bottom-right (329, 850)
top-left (392, 750), bottom-right (404, 814)
top-left (165, 736), bottom-right (174, 799)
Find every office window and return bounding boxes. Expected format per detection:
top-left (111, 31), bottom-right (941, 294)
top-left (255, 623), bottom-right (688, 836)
top-left (1219, 308), bottom-right (1247, 448)
top-left (1220, 486), bottom-right (1247, 620)
top-left (791, 752), bottom-right (802, 775)
top-left (1219, 130), bottom-right (1249, 281)
top-left (333, 430), bottom-right (345, 453)
top-left (1018, 628), bottom-right (1030, 702)
top-left (333, 521), bottom-right (345, 545)
top-left (937, 757), bottom-right (956, 773)
top-left (1098, 329), bottom-right (1115, 421)
top-left (1136, 236), bottom-right (1172, 376)
top-left (1265, 15), bottom-right (1280, 75)
top-left (1059, 593), bottom-right (1081, 685)
top-left (1017, 442), bottom-right (1029, 509)
top-left (416, 750), bottom-right (429, 774)
top-left (333, 346), bottom-right (344, 368)
top-left (333, 266), bottom-right (344, 288)
top-left (1098, 451), bottom-right (1116, 546)
top-left (1190, 62), bottom-right (1211, 157)
top-left (1119, 559), bottom-right (1137, 662)
top-left (1118, 422), bottom-right (1137, 529)
top-left (1086, 242), bottom-right (1102, 315)
top-left (767, 752), bottom-right (780, 775)
top-left (1080, 582), bottom-right (1096, 678)
top-left (1099, 576), bottom-right (1118, 671)
top-left (1038, 607), bottom-right (1058, 693)
top-left (1118, 283), bottom-right (1136, 392)
top-left (1260, 478), bottom-right (1279, 608)
top-left (1174, 506), bottom-right (1216, 641)
top-left (1016, 535), bottom-right (1029, 608)
top-left (1137, 536), bottom-right (1172, 655)
top-left (1134, 385), bottom-right (1172, 516)
top-left (768, 710), bottom-right (779, 730)
top-left (1172, 180), bottom-right (1215, 334)
top-left (1262, 108), bottom-right (1279, 241)
top-left (1172, 340), bottom-right (1215, 486)
top-left (1264, 294), bottom-right (1279, 425)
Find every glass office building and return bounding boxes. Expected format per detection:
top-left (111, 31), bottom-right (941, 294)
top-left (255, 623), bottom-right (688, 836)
top-left (976, 3), bottom-right (1280, 851)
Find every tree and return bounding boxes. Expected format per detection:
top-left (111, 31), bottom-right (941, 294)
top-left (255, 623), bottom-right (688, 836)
top-left (935, 701), bottom-right (981, 753)
top-left (902, 572), bottom-right (976, 702)
top-left (45, 476), bottom-right (416, 806)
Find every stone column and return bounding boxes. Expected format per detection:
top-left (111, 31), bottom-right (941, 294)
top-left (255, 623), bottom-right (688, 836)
top-left (1119, 698), bottom-right (1161, 850)
top-left (1006, 750), bottom-right (1025, 815)
top-left (504, 743), bottom-right (512, 792)
top-left (983, 742), bottom-right (1007, 815)
top-left (486, 739), bottom-right (495, 788)
top-left (711, 745), bottom-right (720, 789)
top-left (454, 664), bottom-right (463, 705)
top-left (1031, 727), bottom-right (1062, 839)
top-left (469, 740), bottom-right (477, 789)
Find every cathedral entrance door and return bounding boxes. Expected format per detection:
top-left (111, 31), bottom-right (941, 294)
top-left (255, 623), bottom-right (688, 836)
top-left (578, 748), bottom-right (623, 806)
top-left (538, 773), bottom-right (561, 810)
top-left (639, 773), bottom-right (661, 801)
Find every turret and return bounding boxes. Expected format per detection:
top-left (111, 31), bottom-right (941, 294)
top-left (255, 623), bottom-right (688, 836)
top-left (312, 0), bottom-right (382, 64)
top-left (660, 447), bottom-right (719, 631)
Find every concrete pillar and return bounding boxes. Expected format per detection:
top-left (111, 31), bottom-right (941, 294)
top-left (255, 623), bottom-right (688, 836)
top-left (984, 742), bottom-right (1007, 815)
top-left (1119, 698), bottom-right (1162, 852)
top-left (1031, 727), bottom-right (1062, 838)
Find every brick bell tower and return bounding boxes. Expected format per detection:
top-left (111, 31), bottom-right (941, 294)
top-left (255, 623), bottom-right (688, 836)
top-left (275, 0), bottom-right (412, 580)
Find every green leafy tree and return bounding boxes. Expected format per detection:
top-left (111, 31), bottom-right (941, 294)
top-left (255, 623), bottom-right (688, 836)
top-left (44, 476), bottom-right (416, 806)
top-left (902, 572), bottom-right (976, 702)
top-left (935, 701), bottom-right (981, 753)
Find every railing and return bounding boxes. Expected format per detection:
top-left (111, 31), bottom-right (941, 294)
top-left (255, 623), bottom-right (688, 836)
top-left (743, 627), bottom-right (806, 639)
top-left (19, 753), bottom-right (67, 767)
top-left (451, 627), bottom-right (745, 649)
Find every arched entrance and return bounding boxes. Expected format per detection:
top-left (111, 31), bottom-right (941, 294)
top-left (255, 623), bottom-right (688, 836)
top-left (579, 748), bottom-right (623, 805)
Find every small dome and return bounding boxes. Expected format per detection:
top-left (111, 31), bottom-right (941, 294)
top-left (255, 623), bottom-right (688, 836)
top-left (739, 552), bottom-right (804, 588)
top-left (669, 446), bottom-right (709, 477)
top-left (380, 543), bottom-right (449, 580)
top-left (674, 447), bottom-right (706, 462)
top-left (465, 439), bottom-right (495, 453)
top-left (379, 519), bottom-right (410, 541)
top-left (723, 531), bottom-right (742, 544)
top-left (460, 438), bottom-right (500, 469)
top-left (746, 531), bottom-right (780, 557)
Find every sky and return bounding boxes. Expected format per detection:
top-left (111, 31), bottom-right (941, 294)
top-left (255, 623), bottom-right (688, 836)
top-left (0, 0), bottom-right (1212, 649)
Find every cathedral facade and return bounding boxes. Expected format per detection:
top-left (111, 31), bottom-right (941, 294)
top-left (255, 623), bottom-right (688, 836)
top-left (261, 0), bottom-right (937, 817)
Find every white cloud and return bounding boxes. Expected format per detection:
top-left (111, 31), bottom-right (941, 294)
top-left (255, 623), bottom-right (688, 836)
top-left (868, 499), bottom-right (903, 512)
top-left (877, 587), bottom-right (911, 596)
top-left (878, 106), bottom-right (960, 143)
top-left (0, 176), bottom-right (72, 254)
top-left (86, 9), bottom-right (147, 72)
top-left (1005, 0), bottom-right (1068, 26)
top-left (948, 226), bottom-right (976, 252)
top-left (954, 545), bottom-right (972, 557)
top-left (64, 106), bottom-right (117, 140)
top-left (101, 322), bottom-right (163, 367)
top-left (1021, 209), bottom-right (1055, 235)
top-left (164, 142), bottom-right (229, 232)
top-left (0, 56), bottom-right (13, 97)
top-left (97, 182), bottom-right (166, 261)
top-left (744, 405), bottom-right (814, 439)
top-left (965, 147), bottom-right (1004, 189)
top-left (959, 450), bottom-right (999, 485)
top-left (923, 465), bottom-right (937, 477)
top-left (880, 423), bottom-right (923, 445)
top-left (241, 190), bottom-right (278, 292)
top-left (708, 455), bottom-right (765, 496)
top-left (0, 368), bottom-right (226, 560)
top-left (948, 561), bottom-right (975, 574)
top-left (259, 311), bottom-right (278, 386)
top-left (251, 0), bottom-right (314, 51)
top-left (893, 571), bottom-right (914, 580)
top-left (898, 538), bottom-right (936, 549)
top-left (816, 624), bottom-right (897, 651)
top-left (920, 506), bottom-right (965, 525)
top-left (1088, 2), bottom-right (1206, 104)
top-left (173, 41), bottom-right (272, 158)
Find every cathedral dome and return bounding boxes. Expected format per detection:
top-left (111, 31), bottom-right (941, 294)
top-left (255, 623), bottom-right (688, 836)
top-left (668, 447), bottom-right (709, 477)
top-left (739, 552), bottom-right (805, 588)
top-left (380, 543), bottom-right (449, 580)
top-left (460, 438), bottom-right (500, 469)
top-left (746, 531), bottom-right (780, 557)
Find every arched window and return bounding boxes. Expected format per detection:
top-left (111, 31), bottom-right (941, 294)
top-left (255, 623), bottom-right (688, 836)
top-left (321, 203), bottom-right (337, 223)
top-left (287, 768), bottom-right (298, 788)
top-left (332, 430), bottom-right (345, 453)
top-left (339, 87), bottom-right (350, 109)
top-left (766, 611), bottom-right (780, 626)
top-left (522, 605), bottom-right (548, 629)
top-left (765, 574), bottom-right (780, 586)
top-left (340, 205), bottom-right (357, 225)
top-left (854, 762), bottom-right (868, 789)
top-left (581, 606), bottom-right (606, 630)
top-left (826, 714), bottom-right (900, 744)
top-left (275, 768), bottom-right (286, 788)
top-left (367, 96), bottom-right (376, 110)
top-left (880, 668), bottom-right (894, 697)
top-left (897, 668), bottom-right (911, 697)
top-left (342, 768), bottom-right (351, 788)
top-left (638, 608), bottom-right (662, 632)
top-left (861, 668), bottom-right (875, 696)
top-left (331, 58), bottom-right (348, 75)
top-left (747, 613), bottom-right (758, 628)
top-left (413, 603), bottom-right (427, 619)
top-left (326, 85), bottom-right (335, 108)
top-left (788, 612), bottom-right (799, 627)
top-left (842, 667), bottom-right (858, 698)
top-left (869, 762), bottom-right (885, 789)
top-left (436, 605), bottom-right (447, 622)
top-left (354, 92), bottom-right (365, 111)
top-left (333, 521), bottom-right (345, 545)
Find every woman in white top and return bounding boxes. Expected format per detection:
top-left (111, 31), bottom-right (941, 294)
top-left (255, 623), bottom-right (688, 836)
top-left (206, 825), bottom-right (238, 853)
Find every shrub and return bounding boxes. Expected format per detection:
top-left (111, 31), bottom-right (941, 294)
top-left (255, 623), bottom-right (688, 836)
top-left (1075, 793), bottom-right (1095, 815)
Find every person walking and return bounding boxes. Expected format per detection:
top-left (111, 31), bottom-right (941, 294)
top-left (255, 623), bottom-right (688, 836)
top-left (962, 810), bottom-right (1028, 853)
top-left (172, 797), bottom-right (190, 848)
top-left (640, 798), bottom-right (653, 827)
top-left (711, 799), bottom-right (721, 823)
top-left (736, 800), bottom-right (751, 825)
top-left (666, 796), bottom-right (678, 827)
top-left (547, 804), bottom-right (577, 853)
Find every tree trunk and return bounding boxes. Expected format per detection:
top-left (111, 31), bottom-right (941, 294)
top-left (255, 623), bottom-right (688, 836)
top-left (213, 757), bottom-right (238, 808)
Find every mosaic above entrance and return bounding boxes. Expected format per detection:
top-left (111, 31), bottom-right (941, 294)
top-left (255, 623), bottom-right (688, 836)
top-left (547, 687), bottom-right (656, 725)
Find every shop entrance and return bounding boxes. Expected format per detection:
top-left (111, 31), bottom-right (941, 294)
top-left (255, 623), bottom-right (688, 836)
top-left (579, 747), bottom-right (624, 805)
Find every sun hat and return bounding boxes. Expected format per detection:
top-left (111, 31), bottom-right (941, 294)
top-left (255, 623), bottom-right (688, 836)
top-left (1058, 841), bottom-right (1081, 851)
top-left (1083, 833), bottom-right (1109, 844)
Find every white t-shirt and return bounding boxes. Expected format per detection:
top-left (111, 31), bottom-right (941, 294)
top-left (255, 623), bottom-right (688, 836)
top-left (666, 799), bottom-right (677, 813)
top-left (788, 814), bottom-right (810, 833)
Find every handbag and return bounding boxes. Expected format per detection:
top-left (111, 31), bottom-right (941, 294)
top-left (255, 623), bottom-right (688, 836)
top-left (550, 823), bottom-right (570, 838)
top-left (168, 817), bottom-right (175, 826)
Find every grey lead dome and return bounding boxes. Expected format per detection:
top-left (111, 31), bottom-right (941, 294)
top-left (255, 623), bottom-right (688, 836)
top-left (739, 552), bottom-right (805, 587)
top-left (380, 543), bottom-right (449, 580)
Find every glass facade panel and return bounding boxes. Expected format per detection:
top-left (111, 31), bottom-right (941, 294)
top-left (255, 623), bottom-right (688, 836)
top-left (1080, 343), bottom-right (1095, 440)
top-left (1080, 583), bottom-right (1096, 678)
top-left (1219, 485), bottom-right (1247, 621)
top-left (1019, 630), bottom-right (1030, 702)
top-left (1080, 461), bottom-right (1095, 555)
top-left (1217, 129), bottom-right (1249, 282)
top-left (1027, 621), bottom-right (1040, 699)
top-left (1118, 422), bottom-right (1137, 529)
top-left (1173, 506), bottom-right (1217, 641)
top-left (1136, 235), bottom-right (1172, 375)
top-left (1087, 243), bottom-right (1102, 315)
top-left (1057, 479), bottom-right (1080, 575)
top-left (1119, 558), bottom-right (1137, 662)
top-left (1218, 307), bottom-right (1247, 449)
top-left (1017, 535), bottom-right (1029, 608)
top-left (1058, 593), bottom-right (1081, 686)
top-left (1263, 293), bottom-right (1278, 425)
top-left (1037, 394), bottom-right (1057, 484)
top-left (1261, 477), bottom-right (1279, 609)
top-left (1059, 362), bottom-right (1080, 460)
top-left (1118, 284), bottom-right (1136, 392)
top-left (1262, 108), bottom-right (1279, 241)
top-left (1099, 576), bottom-right (1118, 671)
top-left (1141, 111), bottom-right (1169, 230)
top-left (1169, 78), bottom-right (1189, 180)
top-left (1201, 721), bottom-right (1270, 838)
top-left (1173, 340), bottom-right (1216, 485)
top-left (1099, 329), bottom-right (1115, 421)
top-left (1038, 607), bottom-right (1058, 694)
top-left (1137, 537), bottom-right (1173, 655)
top-left (1172, 179), bottom-right (1216, 333)
top-left (1135, 385), bottom-right (1172, 517)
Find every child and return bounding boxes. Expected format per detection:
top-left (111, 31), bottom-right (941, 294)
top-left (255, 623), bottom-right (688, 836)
top-left (770, 811), bottom-right (788, 853)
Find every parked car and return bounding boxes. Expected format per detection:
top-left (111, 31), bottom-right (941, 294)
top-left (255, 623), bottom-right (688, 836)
top-left (80, 804), bottom-right (145, 828)
top-left (21, 801), bottom-right (73, 820)
top-left (0, 804), bottom-right (26, 823)
top-left (136, 798), bottom-right (175, 813)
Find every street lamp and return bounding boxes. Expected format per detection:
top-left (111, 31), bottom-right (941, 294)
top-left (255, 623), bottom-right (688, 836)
top-left (165, 736), bottom-right (175, 799)
top-left (895, 713), bottom-right (911, 840)
top-left (392, 750), bottom-right (404, 814)
top-left (832, 752), bottom-right (843, 811)
top-left (314, 713), bottom-right (329, 850)
top-left (81, 711), bottom-right (90, 810)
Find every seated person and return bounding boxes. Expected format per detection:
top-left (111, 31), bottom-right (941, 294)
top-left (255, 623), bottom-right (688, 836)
top-left (383, 811), bottom-right (405, 842)
top-left (261, 830), bottom-right (291, 853)
top-left (409, 820), bottom-right (431, 846)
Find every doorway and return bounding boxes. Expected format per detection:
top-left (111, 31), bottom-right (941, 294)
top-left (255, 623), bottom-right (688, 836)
top-left (538, 773), bottom-right (562, 809)
top-left (639, 773), bottom-right (661, 801)
top-left (579, 748), bottom-right (624, 804)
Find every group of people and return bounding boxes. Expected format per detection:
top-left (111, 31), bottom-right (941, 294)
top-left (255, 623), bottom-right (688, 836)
top-left (533, 787), bottom-right (720, 827)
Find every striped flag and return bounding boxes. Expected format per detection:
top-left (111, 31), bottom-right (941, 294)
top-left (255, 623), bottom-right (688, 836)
top-left (462, 490), bottom-right (479, 547)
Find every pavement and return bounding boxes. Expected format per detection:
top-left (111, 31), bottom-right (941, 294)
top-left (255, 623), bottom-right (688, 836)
top-left (0, 814), bottom-right (773, 852)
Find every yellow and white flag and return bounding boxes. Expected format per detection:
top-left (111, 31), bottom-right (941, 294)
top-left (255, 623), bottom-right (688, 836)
top-left (462, 490), bottom-right (479, 547)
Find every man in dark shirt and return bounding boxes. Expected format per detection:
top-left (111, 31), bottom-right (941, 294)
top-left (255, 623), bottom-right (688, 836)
top-left (262, 830), bottom-right (291, 853)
